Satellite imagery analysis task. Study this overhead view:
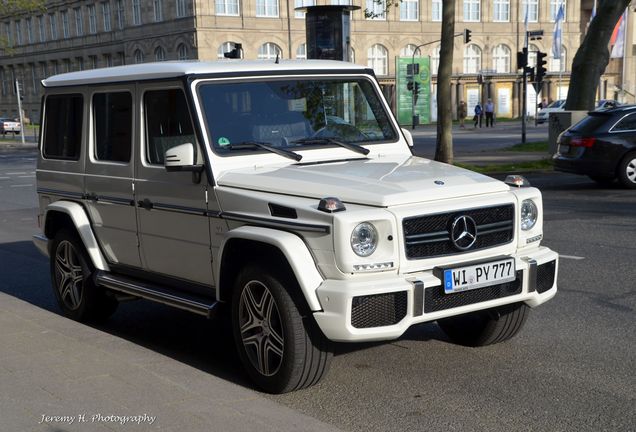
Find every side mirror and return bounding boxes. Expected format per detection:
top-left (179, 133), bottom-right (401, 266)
top-left (401, 128), bottom-right (414, 147)
top-left (164, 143), bottom-right (202, 172)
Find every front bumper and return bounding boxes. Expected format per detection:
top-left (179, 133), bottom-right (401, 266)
top-left (313, 246), bottom-right (558, 342)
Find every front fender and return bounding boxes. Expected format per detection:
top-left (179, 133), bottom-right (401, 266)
top-left (44, 201), bottom-right (110, 271)
top-left (216, 226), bottom-right (324, 311)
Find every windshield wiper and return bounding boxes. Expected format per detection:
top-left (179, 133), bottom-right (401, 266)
top-left (291, 137), bottom-right (370, 156)
top-left (228, 141), bottom-right (302, 162)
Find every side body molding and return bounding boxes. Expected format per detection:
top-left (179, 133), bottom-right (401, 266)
top-left (44, 201), bottom-right (111, 271)
top-left (216, 226), bottom-right (324, 311)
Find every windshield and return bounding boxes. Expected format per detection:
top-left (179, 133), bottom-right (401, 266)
top-left (548, 100), bottom-right (565, 109)
top-left (198, 77), bottom-right (398, 156)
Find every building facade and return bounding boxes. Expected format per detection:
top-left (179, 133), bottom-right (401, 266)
top-left (1, 0), bottom-right (634, 123)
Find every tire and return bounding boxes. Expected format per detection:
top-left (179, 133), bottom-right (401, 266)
top-left (437, 302), bottom-right (529, 347)
top-left (589, 175), bottom-right (616, 187)
top-left (617, 152), bottom-right (636, 189)
top-left (231, 265), bottom-right (332, 394)
top-left (50, 229), bottom-right (118, 323)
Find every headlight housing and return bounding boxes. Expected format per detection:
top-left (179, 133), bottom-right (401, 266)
top-left (520, 199), bottom-right (538, 231)
top-left (350, 222), bottom-right (378, 257)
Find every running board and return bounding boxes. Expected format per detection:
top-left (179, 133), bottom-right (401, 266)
top-left (95, 271), bottom-right (218, 319)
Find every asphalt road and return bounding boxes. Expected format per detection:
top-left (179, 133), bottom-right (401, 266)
top-left (1, 146), bottom-right (634, 432)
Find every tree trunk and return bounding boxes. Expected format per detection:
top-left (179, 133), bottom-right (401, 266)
top-left (565, 1), bottom-right (631, 111)
top-left (435, 0), bottom-right (455, 164)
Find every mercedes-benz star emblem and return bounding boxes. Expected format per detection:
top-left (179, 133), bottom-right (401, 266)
top-left (450, 215), bottom-right (478, 250)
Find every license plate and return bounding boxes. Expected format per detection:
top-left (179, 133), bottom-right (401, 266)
top-left (443, 258), bottom-right (515, 294)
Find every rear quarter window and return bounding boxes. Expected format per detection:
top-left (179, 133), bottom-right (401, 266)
top-left (43, 94), bottom-right (84, 160)
top-left (569, 114), bottom-right (610, 135)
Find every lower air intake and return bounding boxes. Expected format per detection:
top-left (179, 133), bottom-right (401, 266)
top-left (536, 260), bottom-right (556, 293)
top-left (351, 292), bottom-right (408, 329)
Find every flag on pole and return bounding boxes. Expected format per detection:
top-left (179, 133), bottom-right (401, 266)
top-left (552, 4), bottom-right (565, 60)
top-left (590, 0), bottom-right (597, 21)
top-left (524, 3), bottom-right (529, 46)
top-left (610, 10), bottom-right (627, 59)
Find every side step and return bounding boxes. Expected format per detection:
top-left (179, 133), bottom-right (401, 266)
top-left (95, 271), bottom-right (218, 319)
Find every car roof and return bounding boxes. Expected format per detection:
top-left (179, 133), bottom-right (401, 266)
top-left (599, 104), bottom-right (636, 114)
top-left (42, 60), bottom-right (371, 88)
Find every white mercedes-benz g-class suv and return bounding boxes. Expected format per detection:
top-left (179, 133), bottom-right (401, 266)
top-left (33, 60), bottom-right (558, 394)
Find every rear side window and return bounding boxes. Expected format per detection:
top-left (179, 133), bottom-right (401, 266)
top-left (570, 114), bottom-right (610, 135)
top-left (144, 89), bottom-right (195, 165)
top-left (93, 92), bottom-right (133, 162)
top-left (612, 113), bottom-right (636, 132)
top-left (43, 94), bottom-right (83, 160)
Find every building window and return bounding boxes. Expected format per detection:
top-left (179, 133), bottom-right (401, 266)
top-left (528, 43), bottom-right (539, 67)
top-left (177, 43), bottom-right (188, 60)
top-left (153, 0), bottom-right (163, 22)
top-left (4, 22), bottom-right (11, 47)
top-left (132, 0), bottom-right (142, 25)
top-left (88, 5), bottom-right (97, 33)
top-left (256, 0), bottom-right (279, 17)
top-left (61, 12), bottom-right (69, 38)
top-left (118, 51), bottom-right (125, 65)
top-left (367, 44), bottom-right (388, 75)
top-left (31, 64), bottom-right (37, 94)
top-left (26, 18), bottom-right (33, 44)
top-left (15, 20), bottom-right (23, 45)
top-left (76, 57), bottom-right (84, 70)
top-left (493, 44), bottom-right (510, 73)
top-left (463, 43), bottom-right (481, 73)
top-left (104, 53), bottom-right (113, 66)
top-left (116, 0), bottom-right (125, 28)
top-left (176, 0), bottom-right (187, 17)
top-left (550, 45), bottom-right (566, 72)
top-left (431, 45), bottom-right (440, 74)
top-left (296, 43), bottom-right (306, 59)
top-left (550, 0), bottom-right (565, 22)
top-left (366, 0), bottom-right (386, 20)
top-left (49, 13), bottom-right (58, 40)
top-left (74, 8), bottom-right (83, 36)
top-left (218, 41), bottom-right (243, 58)
top-left (134, 49), bottom-right (144, 63)
top-left (89, 55), bottom-right (98, 68)
top-left (331, 0), bottom-right (352, 4)
top-left (38, 16), bottom-right (46, 42)
top-left (63, 59), bottom-right (71, 73)
top-left (295, 0), bottom-right (315, 19)
top-left (463, 0), bottom-right (480, 22)
top-left (154, 46), bottom-right (166, 61)
top-left (102, 2), bottom-right (112, 31)
top-left (431, 0), bottom-right (442, 21)
top-left (216, 0), bottom-right (239, 16)
top-left (493, 0), bottom-right (509, 22)
top-left (400, 44), bottom-right (418, 57)
top-left (52, 60), bottom-right (59, 75)
top-left (521, 0), bottom-right (538, 22)
top-left (258, 42), bottom-right (281, 60)
top-left (40, 62), bottom-right (48, 80)
top-left (400, 0), bottom-right (418, 21)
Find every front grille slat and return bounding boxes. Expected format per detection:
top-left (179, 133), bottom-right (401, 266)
top-left (403, 204), bottom-right (515, 259)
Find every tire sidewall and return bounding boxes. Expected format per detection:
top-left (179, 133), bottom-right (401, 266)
top-left (618, 152), bottom-right (636, 189)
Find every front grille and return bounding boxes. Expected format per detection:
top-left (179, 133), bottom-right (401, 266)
top-left (536, 260), bottom-right (556, 293)
top-left (403, 204), bottom-right (514, 259)
top-left (424, 271), bottom-right (522, 313)
top-left (351, 291), bottom-right (408, 329)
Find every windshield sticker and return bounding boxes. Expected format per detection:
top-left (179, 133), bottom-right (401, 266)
top-left (288, 98), bottom-right (307, 112)
top-left (218, 137), bottom-right (231, 146)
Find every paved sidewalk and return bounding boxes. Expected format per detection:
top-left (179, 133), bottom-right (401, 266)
top-left (0, 292), bottom-right (341, 432)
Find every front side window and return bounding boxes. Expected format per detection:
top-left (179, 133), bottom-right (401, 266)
top-left (144, 89), bottom-right (195, 165)
top-left (400, 0), bottom-right (418, 21)
top-left (216, 0), bottom-right (239, 16)
top-left (463, 0), bottom-right (480, 22)
top-left (493, 0), bottom-right (509, 22)
top-left (43, 94), bottom-right (84, 160)
top-left (93, 92), bottom-right (132, 162)
top-left (256, 0), bottom-right (279, 17)
top-left (198, 77), bottom-right (398, 155)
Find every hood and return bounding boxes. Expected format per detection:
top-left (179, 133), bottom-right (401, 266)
top-left (217, 155), bottom-right (509, 207)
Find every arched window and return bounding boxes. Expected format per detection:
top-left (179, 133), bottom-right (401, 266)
top-left (296, 43), bottom-right (307, 59)
top-left (551, 45), bottom-right (567, 72)
top-left (258, 42), bottom-right (282, 60)
top-left (493, 44), bottom-right (511, 73)
top-left (463, 44), bottom-right (481, 74)
top-left (528, 43), bottom-right (539, 68)
top-left (217, 41), bottom-right (243, 59)
top-left (134, 49), bottom-right (144, 64)
top-left (431, 45), bottom-right (440, 75)
top-left (177, 43), bottom-right (188, 60)
top-left (367, 44), bottom-right (388, 76)
top-left (154, 46), bottom-right (166, 61)
top-left (400, 44), bottom-right (418, 57)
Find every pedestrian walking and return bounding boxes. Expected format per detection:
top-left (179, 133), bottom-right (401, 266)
top-left (485, 98), bottom-right (495, 127)
top-left (473, 103), bottom-right (483, 128)
top-left (458, 100), bottom-right (467, 129)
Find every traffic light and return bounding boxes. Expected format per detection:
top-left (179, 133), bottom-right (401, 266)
top-left (407, 80), bottom-right (414, 91)
top-left (525, 66), bottom-right (535, 83)
top-left (536, 51), bottom-right (547, 83)
top-left (463, 29), bottom-right (472, 44)
top-left (517, 48), bottom-right (528, 70)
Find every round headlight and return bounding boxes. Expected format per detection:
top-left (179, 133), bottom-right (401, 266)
top-left (520, 199), bottom-right (538, 231)
top-left (351, 222), bottom-right (378, 257)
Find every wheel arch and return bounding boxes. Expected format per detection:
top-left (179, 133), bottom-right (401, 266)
top-left (216, 226), bottom-right (324, 311)
top-left (43, 201), bottom-right (110, 271)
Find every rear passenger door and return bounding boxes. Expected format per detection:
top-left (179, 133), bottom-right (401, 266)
top-left (134, 83), bottom-right (214, 286)
top-left (83, 87), bottom-right (141, 267)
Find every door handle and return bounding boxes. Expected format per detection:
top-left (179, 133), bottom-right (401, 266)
top-left (137, 198), bottom-right (154, 210)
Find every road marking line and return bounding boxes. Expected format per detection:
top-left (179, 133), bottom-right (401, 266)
top-left (0, 176), bottom-right (9, 179)
top-left (10, 184), bottom-right (33, 188)
top-left (18, 175), bottom-right (35, 178)
top-left (6, 172), bottom-right (27, 175)
top-left (560, 255), bottom-right (585, 260)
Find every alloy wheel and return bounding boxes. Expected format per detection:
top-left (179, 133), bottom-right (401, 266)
top-left (625, 157), bottom-right (636, 184)
top-left (54, 240), bottom-right (84, 310)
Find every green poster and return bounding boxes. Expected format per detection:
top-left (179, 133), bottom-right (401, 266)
top-left (396, 57), bottom-right (431, 125)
